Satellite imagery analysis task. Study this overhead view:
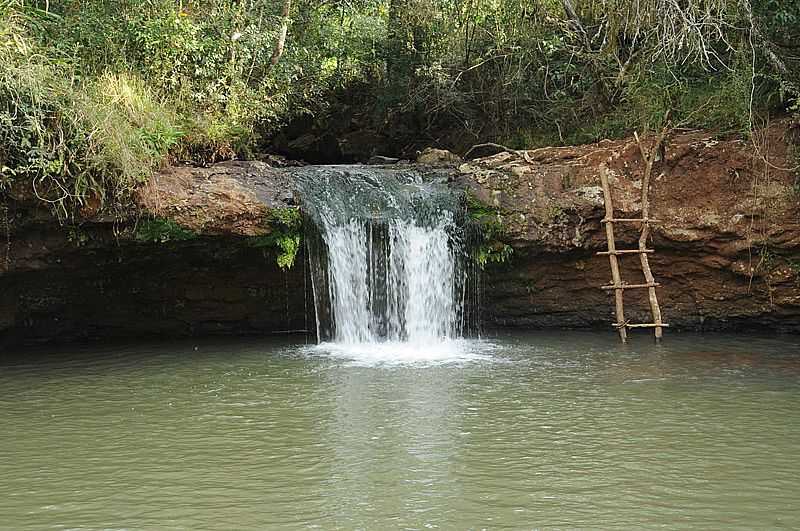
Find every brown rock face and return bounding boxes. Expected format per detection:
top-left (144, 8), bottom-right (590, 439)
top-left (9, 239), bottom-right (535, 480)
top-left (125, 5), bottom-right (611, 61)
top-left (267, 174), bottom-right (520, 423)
top-left (138, 161), bottom-right (296, 236)
top-left (0, 162), bottom-right (307, 346)
top-left (459, 123), bottom-right (800, 332)
top-left (0, 236), bottom-right (311, 345)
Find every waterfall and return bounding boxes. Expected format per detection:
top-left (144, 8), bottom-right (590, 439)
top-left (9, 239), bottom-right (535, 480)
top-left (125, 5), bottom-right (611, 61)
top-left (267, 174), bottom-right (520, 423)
top-left (292, 165), bottom-right (476, 346)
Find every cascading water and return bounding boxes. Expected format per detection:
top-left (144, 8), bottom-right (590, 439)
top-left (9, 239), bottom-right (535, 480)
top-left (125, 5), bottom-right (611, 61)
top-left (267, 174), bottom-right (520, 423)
top-left (290, 165), bottom-right (479, 350)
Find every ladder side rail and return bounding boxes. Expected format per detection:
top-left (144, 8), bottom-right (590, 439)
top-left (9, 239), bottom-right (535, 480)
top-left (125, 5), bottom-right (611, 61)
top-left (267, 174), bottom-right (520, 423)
top-left (634, 130), bottom-right (668, 341)
top-left (599, 165), bottom-right (627, 343)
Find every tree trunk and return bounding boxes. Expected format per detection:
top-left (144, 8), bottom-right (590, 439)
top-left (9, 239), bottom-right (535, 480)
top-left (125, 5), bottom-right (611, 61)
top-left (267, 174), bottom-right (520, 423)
top-left (270, 0), bottom-right (292, 67)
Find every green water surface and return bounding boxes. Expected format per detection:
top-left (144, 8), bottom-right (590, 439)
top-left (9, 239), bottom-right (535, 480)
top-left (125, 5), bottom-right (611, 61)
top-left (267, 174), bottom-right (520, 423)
top-left (1, 332), bottom-right (799, 529)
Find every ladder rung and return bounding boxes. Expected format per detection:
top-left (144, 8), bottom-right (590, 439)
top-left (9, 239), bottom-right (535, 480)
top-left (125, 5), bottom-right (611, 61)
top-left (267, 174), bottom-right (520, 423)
top-left (602, 218), bottom-right (661, 224)
top-left (601, 282), bottom-right (661, 290)
top-left (597, 249), bottom-right (655, 256)
top-left (613, 323), bottom-right (670, 329)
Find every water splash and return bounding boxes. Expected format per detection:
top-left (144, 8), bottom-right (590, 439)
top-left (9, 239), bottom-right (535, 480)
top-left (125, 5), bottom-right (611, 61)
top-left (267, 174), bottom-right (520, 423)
top-left (307, 338), bottom-right (497, 367)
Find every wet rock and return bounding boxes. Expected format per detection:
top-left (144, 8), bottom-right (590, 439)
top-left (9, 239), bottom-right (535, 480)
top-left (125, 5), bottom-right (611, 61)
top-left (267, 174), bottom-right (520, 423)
top-left (280, 190), bottom-right (298, 206)
top-left (417, 148), bottom-right (462, 165)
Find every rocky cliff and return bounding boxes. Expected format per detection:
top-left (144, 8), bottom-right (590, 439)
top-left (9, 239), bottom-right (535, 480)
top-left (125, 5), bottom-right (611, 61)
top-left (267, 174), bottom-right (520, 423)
top-left (458, 123), bottom-right (800, 332)
top-left (1, 124), bottom-right (798, 345)
top-left (0, 162), bottom-right (310, 345)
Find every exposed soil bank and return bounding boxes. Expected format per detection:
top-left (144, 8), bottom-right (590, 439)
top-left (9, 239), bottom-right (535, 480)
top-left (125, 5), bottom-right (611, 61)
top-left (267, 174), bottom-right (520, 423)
top-left (1, 125), bottom-right (799, 345)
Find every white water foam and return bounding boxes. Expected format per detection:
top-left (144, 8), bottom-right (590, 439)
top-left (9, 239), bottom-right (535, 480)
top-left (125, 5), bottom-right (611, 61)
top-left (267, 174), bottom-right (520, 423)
top-left (307, 339), bottom-right (496, 367)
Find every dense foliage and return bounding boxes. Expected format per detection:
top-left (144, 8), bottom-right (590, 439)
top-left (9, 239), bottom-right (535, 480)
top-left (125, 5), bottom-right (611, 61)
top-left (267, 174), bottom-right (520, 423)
top-left (1, 0), bottom-right (798, 211)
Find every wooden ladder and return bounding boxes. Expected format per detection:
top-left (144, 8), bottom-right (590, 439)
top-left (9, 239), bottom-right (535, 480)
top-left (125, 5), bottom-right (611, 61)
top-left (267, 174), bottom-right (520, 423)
top-left (598, 130), bottom-right (668, 343)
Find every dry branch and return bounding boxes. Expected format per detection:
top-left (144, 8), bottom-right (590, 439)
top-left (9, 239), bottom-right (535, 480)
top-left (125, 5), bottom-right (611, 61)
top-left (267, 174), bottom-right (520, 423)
top-left (463, 143), bottom-right (535, 163)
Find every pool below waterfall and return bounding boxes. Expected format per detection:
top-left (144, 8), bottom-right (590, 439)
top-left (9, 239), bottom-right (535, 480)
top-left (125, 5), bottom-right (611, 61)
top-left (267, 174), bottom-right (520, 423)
top-left (1, 332), bottom-right (799, 529)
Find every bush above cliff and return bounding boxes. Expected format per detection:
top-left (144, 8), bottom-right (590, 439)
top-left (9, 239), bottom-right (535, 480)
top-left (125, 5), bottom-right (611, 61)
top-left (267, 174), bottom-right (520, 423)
top-left (1, 0), bottom-right (799, 213)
